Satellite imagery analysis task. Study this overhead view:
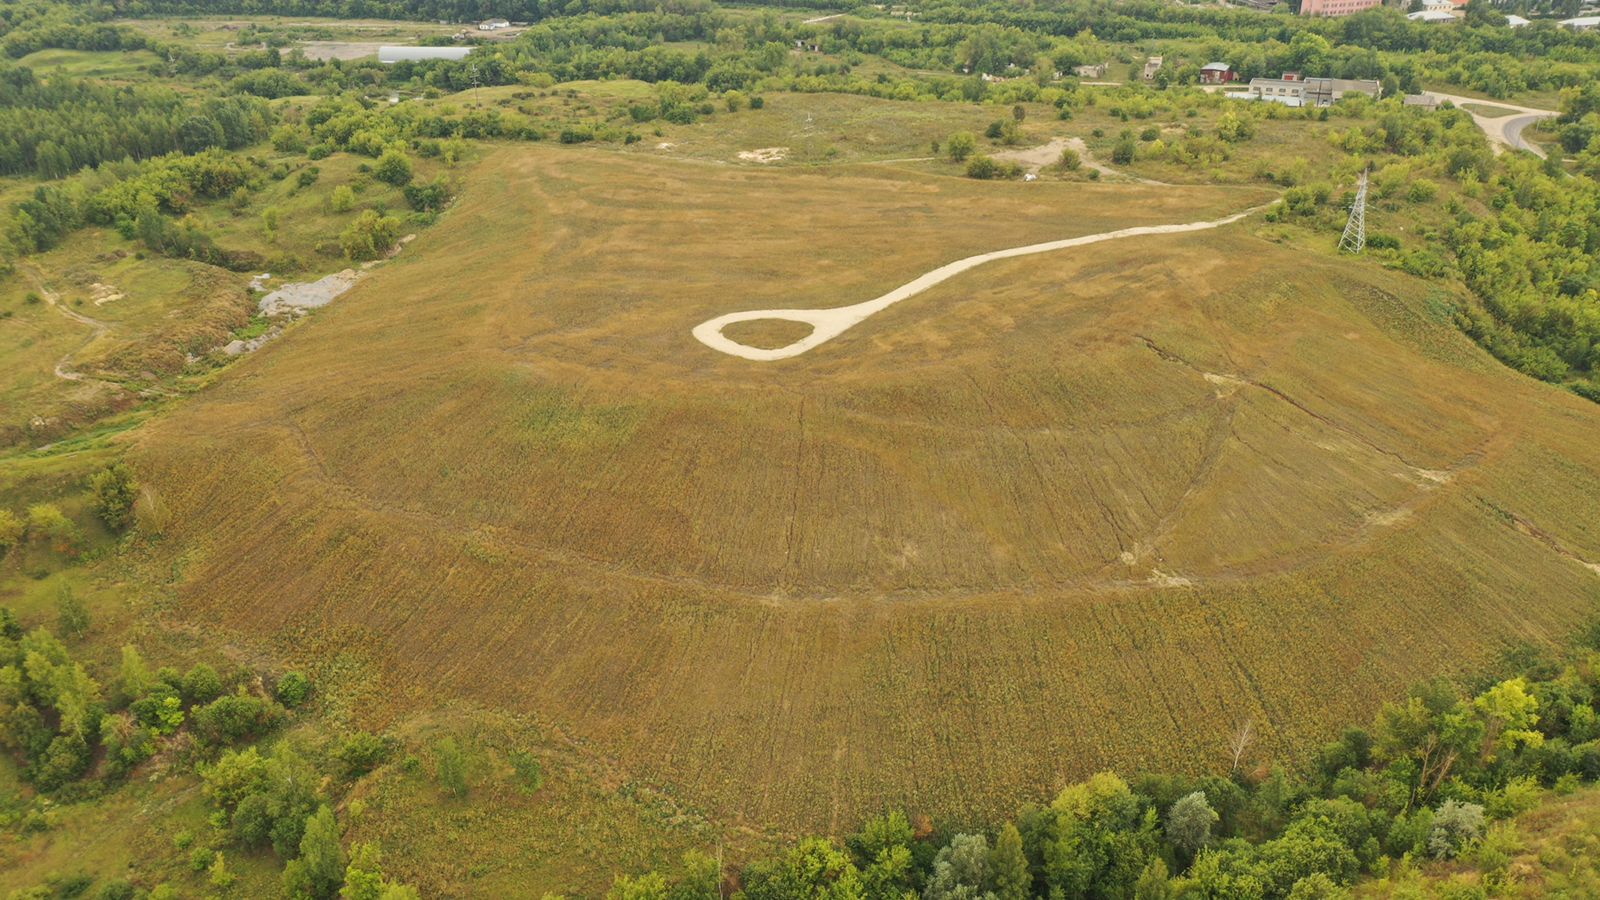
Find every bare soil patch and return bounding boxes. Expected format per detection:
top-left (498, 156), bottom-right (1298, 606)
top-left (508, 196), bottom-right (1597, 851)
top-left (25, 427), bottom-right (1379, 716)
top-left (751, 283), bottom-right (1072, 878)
top-left (737, 147), bottom-right (789, 163)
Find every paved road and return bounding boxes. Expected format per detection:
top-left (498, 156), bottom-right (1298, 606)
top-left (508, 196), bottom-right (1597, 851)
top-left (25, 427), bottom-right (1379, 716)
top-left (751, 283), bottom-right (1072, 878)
top-left (1502, 114), bottom-right (1551, 157)
top-left (1423, 91), bottom-right (1555, 158)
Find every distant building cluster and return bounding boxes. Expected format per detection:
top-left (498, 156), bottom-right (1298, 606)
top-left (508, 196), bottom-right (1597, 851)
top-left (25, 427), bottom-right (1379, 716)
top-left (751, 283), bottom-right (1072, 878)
top-left (1299, 0), bottom-right (1384, 17)
top-left (1236, 71), bottom-right (1382, 107)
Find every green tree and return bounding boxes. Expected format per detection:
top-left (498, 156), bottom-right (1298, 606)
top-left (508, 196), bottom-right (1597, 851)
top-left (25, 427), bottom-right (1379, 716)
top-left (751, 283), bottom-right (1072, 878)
top-left (1474, 678), bottom-right (1543, 762)
top-left (607, 873), bottom-right (668, 900)
top-left (373, 149), bottom-right (414, 187)
top-left (341, 841), bottom-right (420, 900)
top-left (330, 185), bottom-right (355, 213)
top-left (56, 586), bottom-right (89, 640)
top-left (740, 837), bottom-right (862, 900)
top-left (284, 805), bottom-right (345, 899)
top-left (181, 663), bottom-right (224, 705)
top-left (436, 737), bottom-right (468, 799)
top-left (988, 823), bottom-right (1030, 900)
top-left (1166, 791), bottom-right (1218, 859)
top-left (119, 645), bottom-right (152, 701)
top-left (178, 115), bottom-right (225, 154)
top-left (669, 850), bottom-right (720, 900)
top-left (1133, 858), bottom-right (1172, 900)
top-left (925, 833), bottom-right (988, 900)
top-left (1428, 800), bottom-right (1484, 859)
top-left (90, 462), bottom-right (138, 531)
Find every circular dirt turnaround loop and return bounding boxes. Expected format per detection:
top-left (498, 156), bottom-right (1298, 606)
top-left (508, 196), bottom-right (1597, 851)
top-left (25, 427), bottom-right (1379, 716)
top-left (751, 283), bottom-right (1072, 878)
top-left (692, 203), bottom-right (1275, 361)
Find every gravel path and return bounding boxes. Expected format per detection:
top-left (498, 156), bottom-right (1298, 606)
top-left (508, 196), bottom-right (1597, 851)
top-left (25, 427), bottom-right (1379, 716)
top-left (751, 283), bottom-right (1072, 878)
top-left (693, 201), bottom-right (1275, 361)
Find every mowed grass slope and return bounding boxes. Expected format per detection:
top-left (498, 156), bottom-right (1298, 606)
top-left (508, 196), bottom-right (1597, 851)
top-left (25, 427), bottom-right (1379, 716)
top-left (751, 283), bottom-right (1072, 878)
top-left (130, 144), bottom-right (1600, 835)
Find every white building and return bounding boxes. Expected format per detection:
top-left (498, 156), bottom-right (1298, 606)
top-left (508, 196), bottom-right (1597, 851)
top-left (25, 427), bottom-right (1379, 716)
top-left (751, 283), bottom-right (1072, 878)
top-left (1558, 15), bottom-right (1600, 30)
top-left (1407, 9), bottom-right (1458, 22)
top-left (478, 18), bottom-right (511, 30)
top-left (1505, 14), bottom-right (1531, 26)
top-left (1241, 74), bottom-right (1381, 107)
top-left (377, 46), bottom-right (473, 64)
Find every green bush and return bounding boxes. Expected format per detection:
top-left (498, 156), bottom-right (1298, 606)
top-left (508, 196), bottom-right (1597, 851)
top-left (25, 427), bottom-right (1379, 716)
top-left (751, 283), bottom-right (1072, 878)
top-left (275, 671), bottom-right (311, 708)
top-left (89, 462), bottom-right (137, 532)
top-left (372, 148), bottom-right (414, 186)
top-left (181, 663), bottom-right (224, 705)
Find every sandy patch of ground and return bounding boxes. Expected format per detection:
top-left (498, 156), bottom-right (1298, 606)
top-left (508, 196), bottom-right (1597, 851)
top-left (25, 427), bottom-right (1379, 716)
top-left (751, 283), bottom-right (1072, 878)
top-left (656, 142), bottom-right (676, 151)
top-left (258, 269), bottom-right (362, 317)
top-left (988, 137), bottom-right (1166, 185)
top-left (89, 282), bottom-right (125, 306)
top-left (737, 147), bottom-right (789, 163)
top-left (990, 137), bottom-right (1076, 174)
top-left (295, 41), bottom-right (389, 61)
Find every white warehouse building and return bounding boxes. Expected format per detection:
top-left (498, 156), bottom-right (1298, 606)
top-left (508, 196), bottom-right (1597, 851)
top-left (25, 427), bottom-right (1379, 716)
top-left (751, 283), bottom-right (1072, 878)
top-left (377, 46), bottom-right (473, 64)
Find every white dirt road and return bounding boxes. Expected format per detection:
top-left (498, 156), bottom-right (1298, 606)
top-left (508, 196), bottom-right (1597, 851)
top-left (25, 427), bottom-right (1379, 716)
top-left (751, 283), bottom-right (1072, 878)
top-left (692, 201), bottom-right (1275, 361)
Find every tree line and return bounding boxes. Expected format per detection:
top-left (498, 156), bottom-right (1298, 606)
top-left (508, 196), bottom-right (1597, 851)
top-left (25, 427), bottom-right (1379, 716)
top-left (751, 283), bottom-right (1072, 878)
top-left (602, 628), bottom-right (1600, 899)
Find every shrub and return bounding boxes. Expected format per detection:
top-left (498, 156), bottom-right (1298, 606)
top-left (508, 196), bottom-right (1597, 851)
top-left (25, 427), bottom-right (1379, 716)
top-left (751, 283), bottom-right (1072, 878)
top-left (1428, 800), bottom-right (1485, 859)
top-left (330, 185), bottom-right (355, 213)
top-left (946, 131), bottom-right (978, 162)
top-left (335, 731), bottom-right (395, 778)
top-left (1058, 148), bottom-right (1082, 171)
top-left (181, 663), bottom-right (224, 705)
top-left (275, 671), bottom-right (311, 707)
top-left (27, 504), bottom-right (81, 554)
top-left (402, 178), bottom-right (450, 212)
top-left (0, 509), bottom-right (22, 554)
top-left (191, 692), bottom-right (286, 746)
top-left (339, 211), bottom-right (401, 261)
top-left (436, 737), bottom-right (468, 799)
top-left (1406, 179), bottom-right (1439, 203)
top-left (130, 683), bottom-right (185, 734)
top-left (89, 462), bottom-right (137, 531)
top-left (1111, 137), bottom-right (1137, 165)
top-left (56, 586), bottom-right (89, 639)
top-left (372, 149), bottom-right (413, 186)
top-left (966, 156), bottom-right (1000, 179)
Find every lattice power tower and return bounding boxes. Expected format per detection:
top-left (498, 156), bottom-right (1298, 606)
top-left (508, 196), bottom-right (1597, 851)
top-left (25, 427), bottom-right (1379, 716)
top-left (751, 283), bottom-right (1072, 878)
top-left (1338, 169), bottom-right (1368, 254)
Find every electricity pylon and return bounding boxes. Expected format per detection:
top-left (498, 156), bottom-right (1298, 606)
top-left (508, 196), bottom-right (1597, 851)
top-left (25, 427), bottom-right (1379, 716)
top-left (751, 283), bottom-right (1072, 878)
top-left (1338, 169), bottom-right (1368, 254)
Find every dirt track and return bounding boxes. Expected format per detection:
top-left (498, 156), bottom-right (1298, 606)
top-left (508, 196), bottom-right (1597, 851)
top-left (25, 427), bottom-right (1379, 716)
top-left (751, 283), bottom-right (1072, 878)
top-left (692, 201), bottom-right (1275, 361)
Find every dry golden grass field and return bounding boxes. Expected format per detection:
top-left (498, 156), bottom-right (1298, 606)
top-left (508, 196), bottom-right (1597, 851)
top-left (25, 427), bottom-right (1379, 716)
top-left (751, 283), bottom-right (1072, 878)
top-left (128, 142), bottom-right (1600, 837)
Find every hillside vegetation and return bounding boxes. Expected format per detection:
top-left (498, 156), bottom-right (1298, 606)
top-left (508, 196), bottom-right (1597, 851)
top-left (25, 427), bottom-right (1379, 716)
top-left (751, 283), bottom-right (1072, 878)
top-left (122, 137), bottom-right (1600, 836)
top-left (2, 0), bottom-right (1600, 895)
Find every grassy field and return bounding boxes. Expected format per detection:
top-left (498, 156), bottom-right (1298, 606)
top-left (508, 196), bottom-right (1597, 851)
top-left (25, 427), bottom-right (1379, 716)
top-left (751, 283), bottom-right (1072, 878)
top-left (116, 122), bottom-right (1600, 861)
top-left (14, 48), bottom-right (163, 80)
